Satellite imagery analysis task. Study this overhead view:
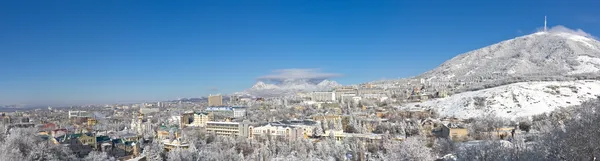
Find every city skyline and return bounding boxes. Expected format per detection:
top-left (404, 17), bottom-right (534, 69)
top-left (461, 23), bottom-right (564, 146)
top-left (2, 0), bottom-right (600, 105)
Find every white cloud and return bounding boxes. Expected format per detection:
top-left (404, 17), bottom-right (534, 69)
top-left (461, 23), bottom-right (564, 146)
top-left (542, 25), bottom-right (597, 39)
top-left (257, 68), bottom-right (342, 83)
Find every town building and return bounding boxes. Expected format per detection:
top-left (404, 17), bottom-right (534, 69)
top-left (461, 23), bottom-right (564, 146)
top-left (157, 125), bottom-right (181, 140)
top-left (68, 111), bottom-right (90, 118)
top-left (130, 113), bottom-right (152, 134)
top-left (310, 91), bottom-right (336, 102)
top-left (189, 112), bottom-right (212, 127)
top-left (208, 95), bottom-right (223, 106)
top-left (358, 87), bottom-right (387, 100)
top-left (205, 106), bottom-right (247, 118)
top-left (249, 120), bottom-right (319, 140)
top-left (249, 123), bottom-right (304, 140)
top-left (162, 137), bottom-right (190, 151)
top-left (139, 107), bottom-right (160, 114)
top-left (181, 111), bottom-right (194, 127)
top-left (205, 121), bottom-right (251, 137)
top-left (334, 86), bottom-right (359, 101)
top-left (51, 133), bottom-right (96, 157)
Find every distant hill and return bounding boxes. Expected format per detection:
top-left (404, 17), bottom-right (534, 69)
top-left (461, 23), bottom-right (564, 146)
top-left (242, 79), bottom-right (341, 97)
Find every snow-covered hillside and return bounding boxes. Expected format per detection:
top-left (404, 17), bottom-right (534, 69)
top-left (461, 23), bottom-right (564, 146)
top-left (419, 29), bottom-right (600, 84)
top-left (404, 80), bottom-right (600, 119)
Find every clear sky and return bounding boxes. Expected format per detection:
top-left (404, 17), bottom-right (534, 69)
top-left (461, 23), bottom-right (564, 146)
top-left (1, 0), bottom-right (599, 105)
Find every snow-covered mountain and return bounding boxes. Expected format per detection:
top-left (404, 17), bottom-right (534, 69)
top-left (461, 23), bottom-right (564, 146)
top-left (404, 80), bottom-right (600, 120)
top-left (403, 30), bottom-right (600, 119)
top-left (244, 79), bottom-right (341, 97)
top-left (419, 31), bottom-right (600, 84)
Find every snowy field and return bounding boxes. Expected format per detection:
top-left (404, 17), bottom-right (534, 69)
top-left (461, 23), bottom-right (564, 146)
top-left (404, 80), bottom-right (600, 119)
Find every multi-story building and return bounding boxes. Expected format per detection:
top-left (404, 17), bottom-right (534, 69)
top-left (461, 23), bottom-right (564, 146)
top-left (181, 111), bottom-right (194, 127)
top-left (249, 123), bottom-right (304, 141)
top-left (68, 111), bottom-right (90, 118)
top-left (208, 95), bottom-right (223, 106)
top-left (130, 113), bottom-right (151, 134)
top-left (139, 107), bottom-right (160, 114)
top-left (205, 106), bottom-right (247, 118)
top-left (205, 121), bottom-right (251, 137)
top-left (310, 91), bottom-right (336, 102)
top-left (189, 112), bottom-right (212, 127)
top-left (358, 87), bottom-right (387, 99)
top-left (162, 137), bottom-right (190, 151)
top-left (249, 120), bottom-right (319, 139)
top-left (334, 86), bottom-right (358, 101)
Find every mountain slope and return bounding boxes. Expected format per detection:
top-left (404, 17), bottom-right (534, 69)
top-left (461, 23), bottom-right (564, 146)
top-left (396, 29), bottom-right (600, 119)
top-left (404, 80), bottom-right (600, 119)
top-left (419, 32), bottom-right (600, 84)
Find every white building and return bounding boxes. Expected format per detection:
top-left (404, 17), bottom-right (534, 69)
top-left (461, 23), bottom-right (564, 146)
top-left (205, 121), bottom-right (251, 137)
top-left (130, 114), bottom-right (152, 135)
top-left (310, 91), bottom-right (336, 102)
top-left (68, 111), bottom-right (89, 118)
top-left (139, 107), bottom-right (160, 114)
top-left (189, 112), bottom-right (211, 127)
top-left (249, 124), bottom-right (304, 140)
top-left (233, 107), bottom-right (246, 118)
top-left (352, 96), bottom-right (362, 104)
top-left (205, 106), bottom-right (247, 118)
top-left (249, 120), bottom-right (319, 140)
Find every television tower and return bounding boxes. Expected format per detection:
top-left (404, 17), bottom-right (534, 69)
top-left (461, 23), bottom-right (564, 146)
top-left (544, 16), bottom-right (547, 32)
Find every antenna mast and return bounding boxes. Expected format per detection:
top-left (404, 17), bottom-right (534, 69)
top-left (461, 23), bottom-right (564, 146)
top-left (544, 16), bottom-right (547, 32)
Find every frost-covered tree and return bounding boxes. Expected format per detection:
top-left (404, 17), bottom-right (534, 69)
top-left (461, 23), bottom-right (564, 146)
top-left (167, 147), bottom-right (199, 161)
top-left (0, 128), bottom-right (76, 161)
top-left (142, 140), bottom-right (165, 161)
top-left (84, 151), bottom-right (116, 161)
top-left (381, 136), bottom-right (435, 161)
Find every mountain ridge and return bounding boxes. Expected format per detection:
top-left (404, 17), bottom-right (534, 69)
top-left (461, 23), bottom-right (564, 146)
top-left (417, 31), bottom-right (600, 85)
top-left (244, 79), bottom-right (341, 97)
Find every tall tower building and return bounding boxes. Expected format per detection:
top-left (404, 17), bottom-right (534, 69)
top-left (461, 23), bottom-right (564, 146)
top-left (208, 94), bottom-right (223, 106)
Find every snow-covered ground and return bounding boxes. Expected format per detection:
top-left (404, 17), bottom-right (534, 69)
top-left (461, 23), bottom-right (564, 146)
top-left (403, 80), bottom-right (600, 119)
top-left (570, 55), bottom-right (600, 74)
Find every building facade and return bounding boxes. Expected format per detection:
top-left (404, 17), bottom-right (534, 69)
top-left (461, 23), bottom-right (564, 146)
top-left (68, 111), bottom-right (90, 118)
top-left (249, 124), bottom-right (304, 141)
top-left (334, 86), bottom-right (358, 101)
top-left (205, 121), bottom-right (250, 137)
top-left (205, 106), bottom-right (247, 118)
top-left (310, 91), bottom-right (336, 102)
top-left (189, 112), bottom-right (212, 127)
top-left (208, 95), bottom-right (223, 106)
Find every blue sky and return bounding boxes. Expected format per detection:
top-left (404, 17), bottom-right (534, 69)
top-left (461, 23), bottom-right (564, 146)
top-left (1, 0), bottom-right (599, 105)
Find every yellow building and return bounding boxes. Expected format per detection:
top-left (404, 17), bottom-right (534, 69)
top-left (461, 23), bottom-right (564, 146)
top-left (208, 95), bottom-right (223, 106)
top-left (87, 118), bottom-right (97, 126)
top-left (78, 133), bottom-right (96, 147)
top-left (162, 138), bottom-right (190, 151)
top-left (190, 112), bottom-right (212, 127)
top-left (312, 115), bottom-right (344, 122)
top-left (449, 128), bottom-right (469, 141)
